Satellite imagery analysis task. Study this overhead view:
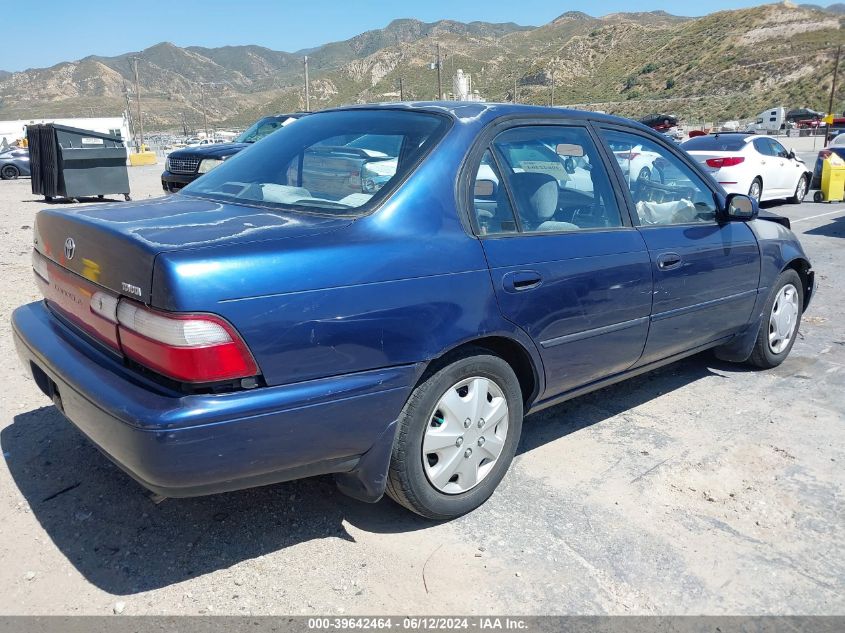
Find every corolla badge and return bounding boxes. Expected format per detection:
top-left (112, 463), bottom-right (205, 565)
top-left (64, 237), bottom-right (76, 260)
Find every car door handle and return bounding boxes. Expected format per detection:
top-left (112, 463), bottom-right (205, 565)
top-left (503, 270), bottom-right (542, 292)
top-left (656, 252), bottom-right (682, 270)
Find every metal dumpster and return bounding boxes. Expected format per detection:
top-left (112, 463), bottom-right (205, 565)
top-left (26, 124), bottom-right (130, 202)
top-left (813, 151), bottom-right (845, 203)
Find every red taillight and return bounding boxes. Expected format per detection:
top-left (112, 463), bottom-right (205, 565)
top-left (35, 252), bottom-right (258, 384)
top-left (116, 300), bottom-right (258, 383)
top-left (706, 156), bottom-right (745, 168)
top-left (617, 152), bottom-right (640, 161)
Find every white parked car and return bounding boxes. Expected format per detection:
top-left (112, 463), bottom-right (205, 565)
top-left (606, 140), bottom-right (664, 185)
top-left (682, 133), bottom-right (812, 203)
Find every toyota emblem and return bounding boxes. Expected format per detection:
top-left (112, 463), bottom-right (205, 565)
top-left (64, 237), bottom-right (76, 260)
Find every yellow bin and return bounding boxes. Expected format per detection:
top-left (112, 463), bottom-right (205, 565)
top-left (129, 150), bottom-right (157, 166)
top-left (814, 151), bottom-right (845, 203)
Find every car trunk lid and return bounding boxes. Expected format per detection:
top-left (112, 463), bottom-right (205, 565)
top-left (34, 194), bottom-right (352, 304)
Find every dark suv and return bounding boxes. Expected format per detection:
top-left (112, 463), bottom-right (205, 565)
top-left (161, 112), bottom-right (308, 192)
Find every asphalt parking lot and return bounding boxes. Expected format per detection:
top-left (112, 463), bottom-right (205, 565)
top-left (0, 164), bottom-right (843, 615)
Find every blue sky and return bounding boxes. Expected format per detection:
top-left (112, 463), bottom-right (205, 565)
top-left (3, 0), bottom-right (770, 72)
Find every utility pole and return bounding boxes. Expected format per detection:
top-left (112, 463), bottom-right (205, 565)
top-left (122, 82), bottom-right (135, 144)
top-left (304, 56), bottom-right (310, 111)
top-left (398, 77), bottom-right (404, 101)
top-left (550, 70), bottom-right (555, 107)
top-left (200, 83), bottom-right (208, 141)
top-left (436, 43), bottom-right (443, 100)
top-left (132, 57), bottom-right (144, 151)
top-left (513, 72), bottom-right (518, 103)
top-left (825, 44), bottom-right (841, 147)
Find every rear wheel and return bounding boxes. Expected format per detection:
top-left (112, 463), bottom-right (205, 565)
top-left (386, 350), bottom-right (523, 519)
top-left (0, 164), bottom-right (19, 180)
top-left (788, 175), bottom-right (808, 204)
top-left (747, 269), bottom-right (803, 369)
top-left (748, 178), bottom-right (763, 202)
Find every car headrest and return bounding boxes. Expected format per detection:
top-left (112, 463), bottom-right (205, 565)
top-left (508, 172), bottom-right (558, 221)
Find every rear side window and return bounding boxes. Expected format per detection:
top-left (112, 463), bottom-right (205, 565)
top-left (472, 150), bottom-right (518, 235)
top-left (183, 110), bottom-right (451, 216)
top-left (753, 138), bottom-right (776, 156)
top-left (476, 125), bottom-right (622, 234)
top-left (682, 135), bottom-right (747, 151)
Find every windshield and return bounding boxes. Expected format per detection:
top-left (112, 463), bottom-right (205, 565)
top-left (183, 109), bottom-right (451, 215)
top-left (682, 135), bottom-right (748, 151)
top-left (235, 115), bottom-right (299, 143)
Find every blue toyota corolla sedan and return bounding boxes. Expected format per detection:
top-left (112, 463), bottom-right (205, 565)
top-left (12, 103), bottom-right (814, 519)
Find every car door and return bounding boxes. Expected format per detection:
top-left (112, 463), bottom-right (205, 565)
top-left (468, 122), bottom-right (653, 399)
top-left (751, 138), bottom-right (785, 196)
top-left (767, 138), bottom-right (803, 194)
top-left (597, 126), bottom-right (761, 366)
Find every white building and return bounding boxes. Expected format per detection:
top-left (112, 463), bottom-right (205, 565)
top-left (0, 114), bottom-right (132, 148)
top-left (452, 69), bottom-right (485, 103)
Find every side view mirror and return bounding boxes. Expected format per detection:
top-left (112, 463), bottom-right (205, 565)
top-left (787, 150), bottom-right (796, 160)
top-left (563, 157), bottom-right (576, 174)
top-left (723, 193), bottom-right (758, 222)
top-left (474, 179), bottom-right (496, 198)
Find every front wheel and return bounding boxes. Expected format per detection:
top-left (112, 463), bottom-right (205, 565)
top-left (386, 350), bottom-right (523, 519)
top-left (788, 175), bottom-right (808, 204)
top-left (747, 269), bottom-right (803, 369)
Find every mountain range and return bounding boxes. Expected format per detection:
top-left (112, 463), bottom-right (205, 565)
top-left (0, 2), bottom-right (842, 130)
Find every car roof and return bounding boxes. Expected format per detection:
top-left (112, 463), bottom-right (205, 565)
top-left (316, 101), bottom-right (657, 133)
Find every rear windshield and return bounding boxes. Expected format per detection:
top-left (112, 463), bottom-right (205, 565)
top-left (235, 115), bottom-right (298, 143)
top-left (183, 109), bottom-right (450, 216)
top-left (682, 135), bottom-right (748, 151)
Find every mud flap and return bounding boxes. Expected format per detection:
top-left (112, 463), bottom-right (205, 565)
top-left (334, 420), bottom-right (398, 503)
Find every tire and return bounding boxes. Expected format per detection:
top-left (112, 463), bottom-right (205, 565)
top-left (0, 164), bottom-right (19, 180)
top-left (386, 350), bottom-right (523, 519)
top-left (637, 167), bottom-right (651, 183)
top-left (747, 269), bottom-right (803, 369)
top-left (787, 175), bottom-right (808, 204)
top-left (813, 191), bottom-right (824, 203)
top-left (748, 178), bottom-right (762, 202)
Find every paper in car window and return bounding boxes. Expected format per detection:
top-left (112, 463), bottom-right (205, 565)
top-left (515, 160), bottom-right (570, 181)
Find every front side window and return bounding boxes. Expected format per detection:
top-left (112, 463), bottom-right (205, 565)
top-left (184, 110), bottom-right (450, 216)
top-left (768, 139), bottom-right (789, 158)
top-left (602, 130), bottom-right (717, 226)
top-left (481, 126), bottom-right (622, 234)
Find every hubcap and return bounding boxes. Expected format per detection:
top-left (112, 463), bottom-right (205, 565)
top-left (749, 181), bottom-right (761, 200)
top-left (796, 178), bottom-right (807, 201)
top-left (422, 376), bottom-right (509, 494)
top-left (768, 284), bottom-right (799, 354)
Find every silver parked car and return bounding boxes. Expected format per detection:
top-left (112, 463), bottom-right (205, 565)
top-left (0, 147), bottom-right (31, 180)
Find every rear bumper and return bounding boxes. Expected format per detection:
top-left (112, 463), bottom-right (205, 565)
top-left (12, 301), bottom-right (414, 499)
top-left (161, 170), bottom-right (198, 191)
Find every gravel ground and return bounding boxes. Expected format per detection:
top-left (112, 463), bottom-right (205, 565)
top-left (0, 164), bottom-right (843, 615)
